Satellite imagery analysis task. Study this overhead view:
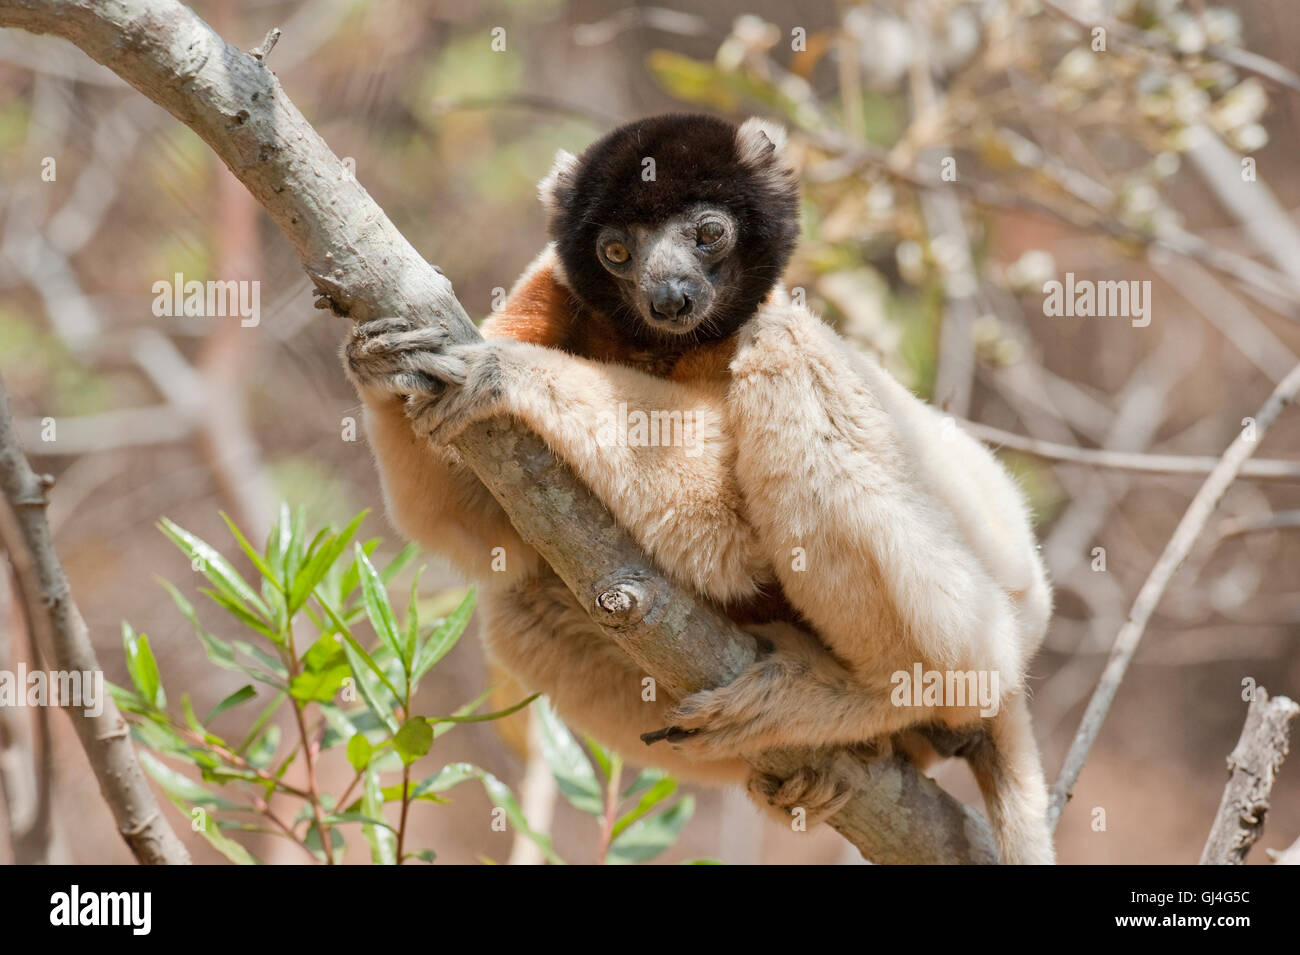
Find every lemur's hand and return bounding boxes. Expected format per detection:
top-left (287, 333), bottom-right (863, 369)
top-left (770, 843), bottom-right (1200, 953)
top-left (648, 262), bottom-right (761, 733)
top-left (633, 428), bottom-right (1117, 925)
top-left (344, 317), bottom-right (507, 443)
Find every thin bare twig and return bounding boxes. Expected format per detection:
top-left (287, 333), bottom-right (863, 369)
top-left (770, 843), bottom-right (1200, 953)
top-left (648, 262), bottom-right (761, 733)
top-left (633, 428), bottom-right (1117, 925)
top-left (961, 420), bottom-right (1300, 483)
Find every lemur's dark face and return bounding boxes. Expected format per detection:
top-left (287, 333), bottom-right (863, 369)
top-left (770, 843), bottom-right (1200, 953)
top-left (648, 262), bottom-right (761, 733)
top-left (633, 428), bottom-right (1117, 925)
top-left (542, 114), bottom-right (800, 345)
top-left (593, 205), bottom-right (741, 336)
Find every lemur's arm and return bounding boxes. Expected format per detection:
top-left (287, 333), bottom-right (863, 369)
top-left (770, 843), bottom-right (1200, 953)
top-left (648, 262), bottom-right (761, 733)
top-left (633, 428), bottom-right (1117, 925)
top-left (344, 267), bottom-right (767, 604)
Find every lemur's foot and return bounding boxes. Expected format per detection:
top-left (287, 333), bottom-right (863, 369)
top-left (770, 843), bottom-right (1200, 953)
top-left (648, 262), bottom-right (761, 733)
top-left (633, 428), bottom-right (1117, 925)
top-left (747, 762), bottom-right (852, 828)
top-left (641, 653), bottom-right (815, 760)
top-left (344, 317), bottom-right (506, 442)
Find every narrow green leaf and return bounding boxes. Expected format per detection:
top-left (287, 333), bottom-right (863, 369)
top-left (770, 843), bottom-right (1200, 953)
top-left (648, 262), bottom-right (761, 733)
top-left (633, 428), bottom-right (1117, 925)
top-left (411, 589), bottom-right (476, 686)
top-left (606, 796), bottom-right (695, 865)
top-left (122, 624), bottom-right (164, 709)
top-left (355, 545), bottom-right (401, 664)
top-left (534, 700), bottom-right (603, 816)
top-left (362, 768), bottom-right (397, 864)
top-left (402, 569), bottom-right (423, 670)
top-left (428, 692), bottom-right (539, 725)
top-left (611, 777), bottom-right (678, 840)
top-left (159, 518), bottom-right (270, 619)
top-left (139, 752), bottom-right (243, 810)
top-left (287, 512), bottom-right (366, 616)
top-left (163, 792), bottom-right (260, 865)
top-left (204, 684), bottom-right (256, 724)
top-left (219, 511), bottom-right (283, 591)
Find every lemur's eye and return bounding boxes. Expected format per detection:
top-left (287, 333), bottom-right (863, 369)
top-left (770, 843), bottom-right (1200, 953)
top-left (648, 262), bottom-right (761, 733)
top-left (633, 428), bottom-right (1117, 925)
top-left (604, 241), bottom-right (630, 264)
top-left (697, 219), bottom-right (725, 247)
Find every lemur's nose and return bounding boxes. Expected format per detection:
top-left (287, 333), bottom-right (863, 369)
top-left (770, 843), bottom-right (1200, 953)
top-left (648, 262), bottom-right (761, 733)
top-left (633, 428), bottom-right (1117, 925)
top-left (650, 282), bottom-right (692, 319)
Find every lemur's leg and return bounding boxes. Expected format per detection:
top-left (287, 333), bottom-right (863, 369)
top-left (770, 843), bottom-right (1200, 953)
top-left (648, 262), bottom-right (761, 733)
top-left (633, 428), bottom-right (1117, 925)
top-left (481, 571), bottom-right (749, 786)
top-left (344, 317), bottom-right (768, 605)
top-left (725, 298), bottom-right (1018, 681)
top-left (645, 622), bottom-right (983, 760)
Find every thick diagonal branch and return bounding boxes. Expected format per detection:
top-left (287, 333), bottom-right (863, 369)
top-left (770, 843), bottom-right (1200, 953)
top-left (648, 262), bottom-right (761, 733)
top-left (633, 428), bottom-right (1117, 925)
top-left (0, 0), bottom-right (996, 862)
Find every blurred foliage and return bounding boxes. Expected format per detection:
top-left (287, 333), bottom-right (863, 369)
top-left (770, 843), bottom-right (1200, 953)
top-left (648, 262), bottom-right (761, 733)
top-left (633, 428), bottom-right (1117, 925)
top-left (112, 504), bottom-right (695, 864)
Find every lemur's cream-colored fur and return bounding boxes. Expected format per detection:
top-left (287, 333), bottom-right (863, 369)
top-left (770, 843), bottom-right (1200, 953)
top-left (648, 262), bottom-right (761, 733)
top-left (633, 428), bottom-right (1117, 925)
top-left (344, 120), bottom-right (1055, 863)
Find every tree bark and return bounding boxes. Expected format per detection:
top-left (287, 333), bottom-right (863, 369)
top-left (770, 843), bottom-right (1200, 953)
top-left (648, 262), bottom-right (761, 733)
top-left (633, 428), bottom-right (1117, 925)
top-left (1199, 688), bottom-right (1299, 865)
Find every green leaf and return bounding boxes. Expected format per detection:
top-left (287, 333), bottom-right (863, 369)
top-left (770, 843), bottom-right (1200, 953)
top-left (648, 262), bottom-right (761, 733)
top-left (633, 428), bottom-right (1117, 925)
top-left (606, 796), bottom-right (695, 865)
top-left (304, 822), bottom-right (345, 865)
top-left (205, 685), bottom-right (256, 724)
top-left (585, 735), bottom-right (614, 779)
top-left (122, 624), bottom-right (164, 709)
top-left (337, 538), bottom-right (381, 605)
top-left (411, 589), bottom-right (476, 686)
top-left (428, 692), bottom-right (538, 725)
top-left (289, 665), bottom-right (351, 703)
top-left (235, 691), bottom-right (285, 755)
top-left (355, 545), bottom-right (402, 664)
top-left (477, 769), bottom-right (565, 865)
top-left (219, 511), bottom-right (283, 591)
top-left (402, 569), bottom-right (423, 669)
top-left (287, 511), bottom-right (365, 616)
top-left (346, 733), bottom-right (373, 771)
top-left (159, 517), bottom-right (270, 620)
top-left (164, 793), bottom-right (260, 865)
top-left (362, 768), bottom-right (397, 864)
top-left (315, 591), bottom-right (403, 710)
top-left (534, 700), bottom-right (603, 816)
top-left (322, 811), bottom-right (396, 832)
top-left (200, 587), bottom-right (280, 643)
top-left (245, 724), bottom-right (281, 770)
top-left (139, 752), bottom-right (243, 810)
top-left (410, 762), bottom-right (480, 798)
top-left (393, 717), bottom-right (433, 765)
top-left (622, 766), bottom-right (670, 799)
top-left (407, 849), bottom-right (437, 864)
top-left (612, 777), bottom-right (678, 840)
top-left (379, 542), bottom-right (420, 584)
top-left (433, 688), bottom-right (490, 739)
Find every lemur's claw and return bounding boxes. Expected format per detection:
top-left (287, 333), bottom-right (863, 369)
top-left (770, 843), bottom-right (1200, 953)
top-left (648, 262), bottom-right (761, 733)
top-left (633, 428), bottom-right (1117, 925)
top-left (640, 726), bottom-right (698, 746)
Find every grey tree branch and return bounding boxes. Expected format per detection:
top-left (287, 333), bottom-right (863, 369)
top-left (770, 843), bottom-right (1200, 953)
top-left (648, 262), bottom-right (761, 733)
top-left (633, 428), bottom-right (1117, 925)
top-left (0, 382), bottom-right (191, 864)
top-left (961, 420), bottom-right (1300, 483)
top-left (1199, 688), bottom-right (1299, 865)
top-left (1049, 361), bottom-right (1300, 829)
top-left (0, 0), bottom-right (996, 863)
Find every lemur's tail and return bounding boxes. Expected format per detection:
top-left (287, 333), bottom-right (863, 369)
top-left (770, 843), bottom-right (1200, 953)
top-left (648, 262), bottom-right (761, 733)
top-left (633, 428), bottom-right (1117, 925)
top-left (964, 694), bottom-right (1056, 865)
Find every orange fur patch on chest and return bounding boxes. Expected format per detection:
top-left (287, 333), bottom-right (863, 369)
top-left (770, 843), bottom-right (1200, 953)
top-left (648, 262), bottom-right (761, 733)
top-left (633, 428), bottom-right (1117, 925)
top-left (488, 265), bottom-right (741, 383)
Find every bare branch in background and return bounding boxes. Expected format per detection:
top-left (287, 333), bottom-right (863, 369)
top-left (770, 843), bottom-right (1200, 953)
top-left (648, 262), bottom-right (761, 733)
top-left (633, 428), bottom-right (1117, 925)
top-left (0, 381), bottom-right (190, 864)
top-left (961, 419), bottom-right (1300, 482)
top-left (1050, 361), bottom-right (1300, 828)
top-left (1199, 688), bottom-right (1299, 865)
top-left (0, 555), bottom-right (54, 863)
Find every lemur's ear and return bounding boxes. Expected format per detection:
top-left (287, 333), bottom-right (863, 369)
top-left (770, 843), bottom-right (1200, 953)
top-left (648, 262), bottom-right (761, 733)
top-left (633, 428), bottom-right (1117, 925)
top-left (538, 149), bottom-right (579, 218)
top-left (735, 117), bottom-right (789, 169)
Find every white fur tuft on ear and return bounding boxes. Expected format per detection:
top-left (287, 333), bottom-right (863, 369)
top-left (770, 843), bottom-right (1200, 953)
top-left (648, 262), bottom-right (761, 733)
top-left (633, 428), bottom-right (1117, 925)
top-left (735, 117), bottom-right (788, 168)
top-left (538, 149), bottom-right (579, 218)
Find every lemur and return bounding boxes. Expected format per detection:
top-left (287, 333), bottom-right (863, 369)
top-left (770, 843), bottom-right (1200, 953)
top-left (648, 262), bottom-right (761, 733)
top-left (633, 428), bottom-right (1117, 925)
top-left (343, 114), bottom-right (1056, 864)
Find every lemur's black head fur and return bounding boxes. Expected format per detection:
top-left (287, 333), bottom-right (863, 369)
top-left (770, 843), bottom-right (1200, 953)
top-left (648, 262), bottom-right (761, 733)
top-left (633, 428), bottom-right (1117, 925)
top-left (540, 113), bottom-right (800, 344)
